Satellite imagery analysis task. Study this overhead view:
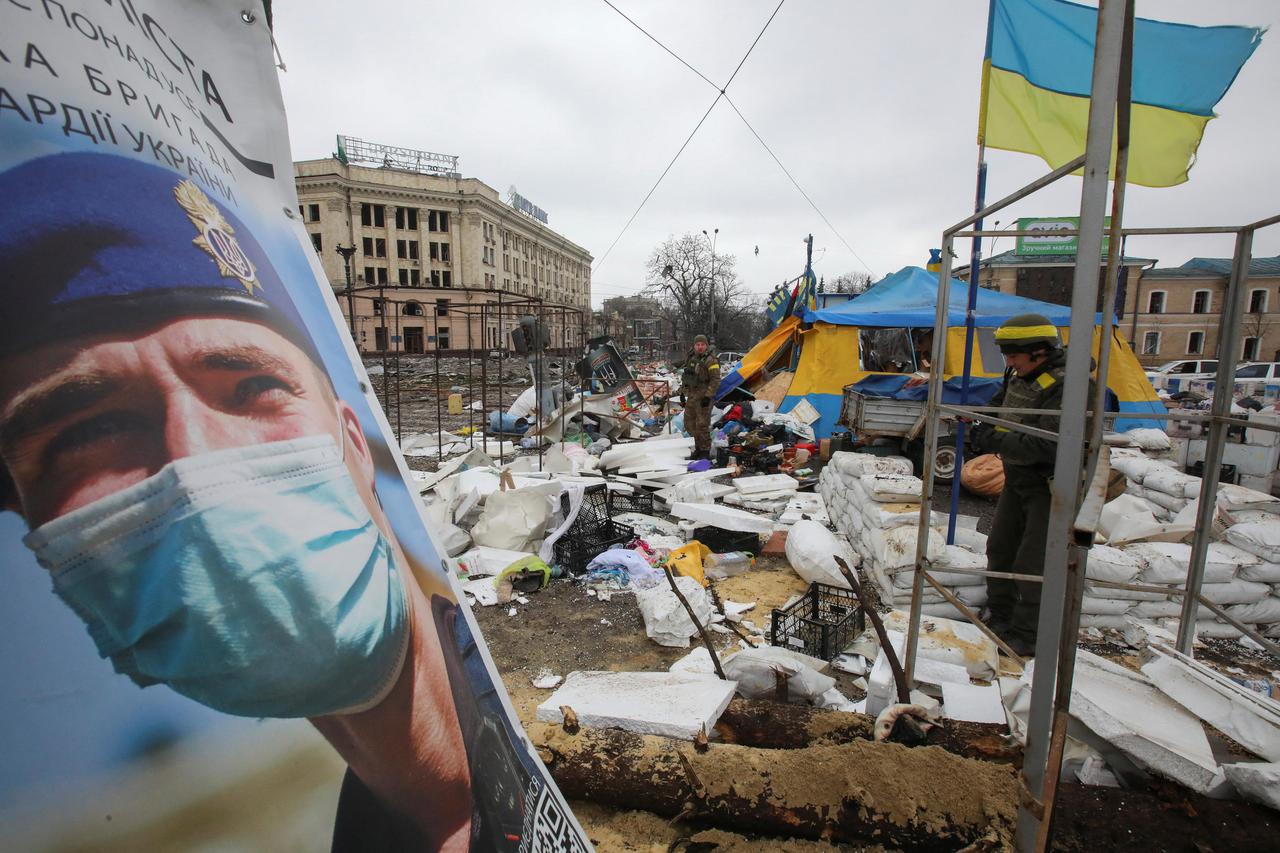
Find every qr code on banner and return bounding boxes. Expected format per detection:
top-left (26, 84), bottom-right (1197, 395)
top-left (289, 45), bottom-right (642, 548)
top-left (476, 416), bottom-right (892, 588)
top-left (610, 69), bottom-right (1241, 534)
top-left (519, 779), bottom-right (590, 853)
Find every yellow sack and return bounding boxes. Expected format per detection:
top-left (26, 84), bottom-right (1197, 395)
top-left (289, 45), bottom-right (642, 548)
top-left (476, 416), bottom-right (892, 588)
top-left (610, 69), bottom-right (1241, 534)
top-left (961, 453), bottom-right (1005, 497)
top-left (667, 541), bottom-right (711, 587)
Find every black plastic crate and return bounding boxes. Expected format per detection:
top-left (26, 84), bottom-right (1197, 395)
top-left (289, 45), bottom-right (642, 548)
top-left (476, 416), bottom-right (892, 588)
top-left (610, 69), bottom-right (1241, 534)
top-left (693, 526), bottom-right (762, 555)
top-left (606, 487), bottom-right (654, 516)
top-left (770, 582), bottom-right (866, 661)
top-left (1187, 460), bottom-right (1238, 486)
top-left (553, 520), bottom-right (635, 576)
top-left (565, 483), bottom-right (612, 532)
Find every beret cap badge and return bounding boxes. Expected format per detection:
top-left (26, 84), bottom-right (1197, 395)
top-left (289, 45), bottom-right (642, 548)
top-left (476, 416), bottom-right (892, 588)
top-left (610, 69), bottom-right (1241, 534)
top-left (173, 179), bottom-right (259, 295)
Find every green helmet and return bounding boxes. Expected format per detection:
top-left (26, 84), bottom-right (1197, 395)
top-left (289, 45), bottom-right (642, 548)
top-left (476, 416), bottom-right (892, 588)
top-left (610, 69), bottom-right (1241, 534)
top-left (994, 313), bottom-right (1060, 354)
top-left (693, 334), bottom-right (709, 345)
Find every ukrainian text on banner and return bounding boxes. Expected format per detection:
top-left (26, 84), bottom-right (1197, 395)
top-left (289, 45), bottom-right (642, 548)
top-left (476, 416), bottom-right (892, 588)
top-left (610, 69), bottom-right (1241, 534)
top-left (979, 0), bottom-right (1263, 187)
top-left (0, 3), bottom-right (589, 850)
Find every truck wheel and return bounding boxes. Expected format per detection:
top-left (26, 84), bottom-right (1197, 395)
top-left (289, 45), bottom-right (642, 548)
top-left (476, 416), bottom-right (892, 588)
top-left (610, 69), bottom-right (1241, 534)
top-left (906, 436), bottom-right (957, 485)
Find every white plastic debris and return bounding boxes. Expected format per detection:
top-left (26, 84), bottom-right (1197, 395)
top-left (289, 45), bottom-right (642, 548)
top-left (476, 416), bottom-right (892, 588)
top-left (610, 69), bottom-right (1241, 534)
top-left (634, 576), bottom-right (715, 647)
top-left (784, 519), bottom-right (859, 588)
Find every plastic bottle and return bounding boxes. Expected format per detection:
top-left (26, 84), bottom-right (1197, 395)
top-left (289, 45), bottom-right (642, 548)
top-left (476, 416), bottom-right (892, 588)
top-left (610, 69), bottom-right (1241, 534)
top-left (705, 551), bottom-right (754, 578)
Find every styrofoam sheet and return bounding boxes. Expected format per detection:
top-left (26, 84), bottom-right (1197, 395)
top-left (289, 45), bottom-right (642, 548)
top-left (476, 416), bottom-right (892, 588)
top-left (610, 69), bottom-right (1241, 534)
top-left (535, 670), bottom-right (737, 739)
top-left (670, 502), bottom-right (775, 533)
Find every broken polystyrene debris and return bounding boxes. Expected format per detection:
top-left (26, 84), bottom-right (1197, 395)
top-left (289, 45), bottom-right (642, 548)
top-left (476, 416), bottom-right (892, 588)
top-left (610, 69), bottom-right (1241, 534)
top-left (940, 682), bottom-right (1007, 725)
top-left (461, 576), bottom-right (499, 606)
top-left (535, 670), bottom-right (736, 740)
top-left (1221, 762), bottom-right (1280, 810)
top-left (507, 607), bottom-right (518, 617)
top-left (670, 502), bottom-right (774, 533)
top-left (532, 670), bottom-right (563, 690)
top-left (1141, 643), bottom-right (1280, 762)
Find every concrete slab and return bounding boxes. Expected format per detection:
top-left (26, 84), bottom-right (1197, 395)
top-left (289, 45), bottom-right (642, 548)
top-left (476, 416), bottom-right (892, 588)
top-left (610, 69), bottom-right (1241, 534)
top-left (535, 670), bottom-right (737, 740)
top-left (671, 502), bottom-right (774, 533)
top-left (1141, 643), bottom-right (1280, 762)
top-left (941, 682), bottom-right (1007, 725)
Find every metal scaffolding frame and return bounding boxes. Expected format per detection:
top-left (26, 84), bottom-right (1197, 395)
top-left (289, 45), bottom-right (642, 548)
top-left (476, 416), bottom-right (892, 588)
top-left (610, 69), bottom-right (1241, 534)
top-left (340, 284), bottom-right (587, 472)
top-left (896, 1), bottom-right (1280, 849)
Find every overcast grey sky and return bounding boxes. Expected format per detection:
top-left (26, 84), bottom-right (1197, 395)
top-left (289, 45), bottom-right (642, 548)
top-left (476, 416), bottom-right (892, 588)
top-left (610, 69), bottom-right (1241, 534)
top-left (274, 1), bottom-right (1279, 307)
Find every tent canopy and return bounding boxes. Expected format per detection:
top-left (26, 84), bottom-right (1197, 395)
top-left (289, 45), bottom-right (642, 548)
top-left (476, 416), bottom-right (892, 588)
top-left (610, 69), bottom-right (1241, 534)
top-left (805, 265), bottom-right (1079, 327)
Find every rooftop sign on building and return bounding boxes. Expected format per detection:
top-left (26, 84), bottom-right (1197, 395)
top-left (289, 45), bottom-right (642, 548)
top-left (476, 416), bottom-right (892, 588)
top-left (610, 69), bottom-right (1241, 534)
top-left (508, 186), bottom-right (549, 224)
top-left (1016, 216), bottom-right (1111, 256)
top-left (335, 135), bottom-right (460, 178)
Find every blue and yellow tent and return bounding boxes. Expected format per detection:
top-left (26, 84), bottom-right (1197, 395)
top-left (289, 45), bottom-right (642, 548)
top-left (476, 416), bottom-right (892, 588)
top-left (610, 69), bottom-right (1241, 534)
top-left (716, 266), bottom-right (1164, 438)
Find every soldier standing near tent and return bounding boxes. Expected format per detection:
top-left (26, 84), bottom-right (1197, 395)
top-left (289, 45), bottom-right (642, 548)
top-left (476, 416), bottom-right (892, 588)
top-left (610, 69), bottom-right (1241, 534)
top-left (679, 334), bottom-right (721, 460)
top-left (967, 313), bottom-right (1072, 658)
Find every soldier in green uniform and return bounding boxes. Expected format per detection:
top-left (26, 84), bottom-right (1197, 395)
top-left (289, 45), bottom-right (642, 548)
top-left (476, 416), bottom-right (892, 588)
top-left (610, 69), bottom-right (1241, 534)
top-left (968, 313), bottom-right (1070, 657)
top-left (679, 334), bottom-right (721, 460)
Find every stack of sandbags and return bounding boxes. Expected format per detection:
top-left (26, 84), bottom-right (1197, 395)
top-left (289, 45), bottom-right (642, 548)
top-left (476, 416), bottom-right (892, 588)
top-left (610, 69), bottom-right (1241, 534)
top-left (900, 543), bottom-right (990, 622)
top-left (1109, 448), bottom-right (1187, 522)
top-left (1123, 540), bottom-right (1273, 639)
top-left (1077, 544), bottom-right (1153, 629)
top-left (817, 451), bottom-right (914, 538)
top-left (1223, 512), bottom-right (1280, 639)
top-left (843, 474), bottom-right (947, 604)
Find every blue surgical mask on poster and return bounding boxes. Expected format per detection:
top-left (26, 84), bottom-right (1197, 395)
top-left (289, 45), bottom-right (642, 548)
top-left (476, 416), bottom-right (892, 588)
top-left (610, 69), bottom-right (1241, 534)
top-left (22, 434), bottom-right (409, 719)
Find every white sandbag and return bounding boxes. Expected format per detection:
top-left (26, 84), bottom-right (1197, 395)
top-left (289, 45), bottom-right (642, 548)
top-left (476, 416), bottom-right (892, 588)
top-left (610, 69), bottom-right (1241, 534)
top-left (1134, 599), bottom-right (1200, 619)
top-left (1158, 618), bottom-right (1244, 640)
top-left (1085, 545), bottom-right (1143, 583)
top-left (1239, 560), bottom-right (1280, 583)
top-left (1098, 494), bottom-right (1160, 542)
top-left (1217, 483), bottom-right (1280, 515)
top-left (862, 524), bottom-right (946, 571)
top-left (1110, 454), bottom-right (1164, 483)
top-left (1198, 578), bottom-right (1271, 605)
top-left (1228, 508), bottom-right (1280, 525)
top-left (1224, 596), bottom-right (1280, 625)
top-left (785, 519), bottom-right (858, 588)
top-left (439, 523), bottom-right (473, 557)
top-left (1130, 543), bottom-right (1235, 585)
top-left (901, 568), bottom-right (986, 588)
top-left (921, 602), bottom-right (972, 621)
top-left (1082, 596), bottom-right (1135, 615)
top-left (831, 451), bottom-right (913, 478)
top-left (722, 647), bottom-right (836, 701)
top-left (470, 487), bottom-right (553, 551)
top-left (1079, 614), bottom-right (1132, 629)
top-left (1145, 488), bottom-right (1188, 513)
top-left (860, 501), bottom-right (924, 530)
top-left (1142, 466), bottom-right (1199, 499)
top-left (1226, 521), bottom-right (1280, 564)
top-left (882, 610), bottom-right (999, 680)
top-left (951, 526), bottom-right (989, 553)
top-left (932, 545), bottom-right (986, 570)
top-left (1127, 428), bottom-right (1172, 451)
top-left (1209, 541), bottom-right (1260, 570)
top-left (954, 585), bottom-right (988, 607)
top-left (1084, 581), bottom-right (1167, 601)
top-left (635, 575), bottom-right (716, 647)
top-left (860, 473), bottom-right (923, 502)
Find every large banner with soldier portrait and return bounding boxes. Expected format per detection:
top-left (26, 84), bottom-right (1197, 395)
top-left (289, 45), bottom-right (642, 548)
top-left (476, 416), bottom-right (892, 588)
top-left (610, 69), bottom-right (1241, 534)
top-left (0, 2), bottom-right (589, 849)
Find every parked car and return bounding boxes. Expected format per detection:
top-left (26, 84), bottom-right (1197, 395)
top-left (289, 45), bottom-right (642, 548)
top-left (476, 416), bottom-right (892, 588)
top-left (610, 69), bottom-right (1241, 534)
top-left (718, 351), bottom-right (745, 369)
top-left (1188, 362), bottom-right (1280, 402)
top-left (1145, 359), bottom-right (1218, 393)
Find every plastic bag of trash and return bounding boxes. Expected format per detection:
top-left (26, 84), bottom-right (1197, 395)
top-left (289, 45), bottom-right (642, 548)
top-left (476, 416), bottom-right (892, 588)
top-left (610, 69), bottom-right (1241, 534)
top-left (784, 520), bottom-right (858, 589)
top-left (667, 541), bottom-right (711, 586)
top-left (722, 646), bottom-right (836, 701)
top-left (635, 575), bottom-right (715, 647)
top-left (471, 487), bottom-right (553, 551)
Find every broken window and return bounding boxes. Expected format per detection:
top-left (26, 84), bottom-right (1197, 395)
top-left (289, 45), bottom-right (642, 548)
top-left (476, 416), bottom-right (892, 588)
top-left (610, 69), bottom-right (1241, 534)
top-left (440, 243), bottom-right (451, 263)
top-left (310, 233), bottom-right (322, 252)
top-left (395, 207), bottom-right (418, 230)
top-left (396, 240), bottom-right (407, 260)
top-left (374, 238), bottom-right (386, 258)
top-left (361, 203), bottom-right (385, 228)
top-left (362, 237), bottom-right (374, 256)
top-left (441, 270), bottom-right (452, 287)
top-left (403, 302), bottom-right (423, 316)
top-left (436, 299), bottom-right (449, 317)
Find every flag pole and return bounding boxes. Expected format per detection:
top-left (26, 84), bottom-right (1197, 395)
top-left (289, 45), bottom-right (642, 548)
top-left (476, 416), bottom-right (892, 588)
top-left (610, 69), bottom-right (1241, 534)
top-left (946, 0), bottom-right (998, 544)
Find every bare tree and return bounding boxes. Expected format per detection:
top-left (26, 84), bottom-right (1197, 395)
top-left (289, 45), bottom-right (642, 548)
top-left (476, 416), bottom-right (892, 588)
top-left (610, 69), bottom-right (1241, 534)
top-left (1241, 310), bottom-right (1275, 361)
top-left (824, 271), bottom-right (874, 295)
top-left (644, 233), bottom-right (750, 351)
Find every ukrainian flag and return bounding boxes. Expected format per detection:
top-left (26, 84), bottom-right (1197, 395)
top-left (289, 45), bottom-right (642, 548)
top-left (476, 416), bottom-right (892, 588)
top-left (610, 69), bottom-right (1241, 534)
top-left (790, 269), bottom-right (817, 317)
top-left (980, 0), bottom-right (1263, 187)
top-left (766, 282), bottom-right (791, 327)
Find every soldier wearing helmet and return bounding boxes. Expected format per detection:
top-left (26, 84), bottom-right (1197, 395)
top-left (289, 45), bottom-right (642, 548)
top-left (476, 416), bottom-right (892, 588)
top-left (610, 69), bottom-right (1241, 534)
top-left (968, 313), bottom-right (1076, 657)
top-left (679, 334), bottom-right (721, 460)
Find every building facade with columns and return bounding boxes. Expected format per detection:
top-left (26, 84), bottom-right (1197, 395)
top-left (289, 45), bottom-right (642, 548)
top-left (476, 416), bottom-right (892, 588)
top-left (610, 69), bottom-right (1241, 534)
top-left (294, 153), bottom-right (592, 355)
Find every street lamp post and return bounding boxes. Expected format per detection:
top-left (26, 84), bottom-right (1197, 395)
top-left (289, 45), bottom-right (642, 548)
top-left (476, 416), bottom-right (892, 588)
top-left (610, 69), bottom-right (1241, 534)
top-left (702, 228), bottom-right (719, 346)
top-left (335, 244), bottom-right (358, 340)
